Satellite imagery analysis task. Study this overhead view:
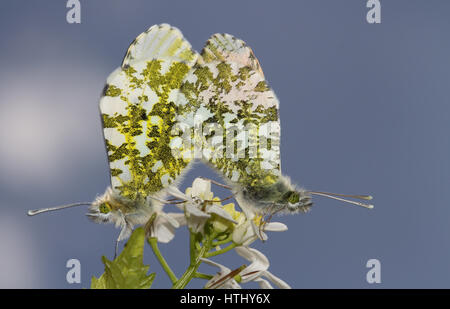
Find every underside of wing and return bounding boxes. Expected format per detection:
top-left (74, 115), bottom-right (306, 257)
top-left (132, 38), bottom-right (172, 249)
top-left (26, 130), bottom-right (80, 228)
top-left (200, 33), bottom-right (263, 77)
top-left (122, 23), bottom-right (198, 69)
top-left (100, 25), bottom-right (198, 200)
top-left (181, 34), bottom-right (281, 188)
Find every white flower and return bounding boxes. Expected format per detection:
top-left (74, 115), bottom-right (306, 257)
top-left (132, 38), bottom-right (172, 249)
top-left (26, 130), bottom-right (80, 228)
top-left (236, 246), bottom-right (291, 289)
top-left (202, 247), bottom-right (291, 289)
top-left (200, 258), bottom-right (241, 289)
top-left (232, 219), bottom-right (288, 246)
top-left (229, 205), bottom-right (288, 245)
top-left (166, 178), bottom-right (237, 233)
top-left (149, 211), bottom-right (185, 243)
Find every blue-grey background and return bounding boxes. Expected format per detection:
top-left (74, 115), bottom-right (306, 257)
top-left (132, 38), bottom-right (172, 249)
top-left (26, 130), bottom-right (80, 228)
top-left (0, 0), bottom-right (448, 288)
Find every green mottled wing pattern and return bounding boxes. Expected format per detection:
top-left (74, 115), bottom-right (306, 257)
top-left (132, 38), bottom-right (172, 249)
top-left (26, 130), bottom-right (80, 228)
top-left (100, 25), bottom-right (281, 201)
top-left (122, 24), bottom-right (197, 69)
top-left (181, 33), bottom-right (281, 188)
top-left (199, 33), bottom-right (264, 77)
top-left (100, 25), bottom-right (198, 200)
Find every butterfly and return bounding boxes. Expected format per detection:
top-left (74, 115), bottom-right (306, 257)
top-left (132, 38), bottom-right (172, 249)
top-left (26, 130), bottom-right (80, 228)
top-left (28, 24), bottom-right (373, 250)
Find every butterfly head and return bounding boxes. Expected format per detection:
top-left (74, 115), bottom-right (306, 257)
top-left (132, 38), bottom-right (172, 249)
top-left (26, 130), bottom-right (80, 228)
top-left (272, 175), bottom-right (313, 213)
top-left (87, 187), bottom-right (123, 224)
top-left (28, 186), bottom-right (157, 229)
top-left (279, 188), bottom-right (312, 213)
top-left (86, 187), bottom-right (154, 227)
top-left (238, 175), bottom-right (313, 215)
top-left (236, 171), bottom-right (375, 216)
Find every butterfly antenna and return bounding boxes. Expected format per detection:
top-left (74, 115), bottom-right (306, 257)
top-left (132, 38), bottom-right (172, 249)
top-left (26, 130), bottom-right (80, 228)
top-left (148, 195), bottom-right (188, 205)
top-left (308, 191), bottom-right (374, 209)
top-left (27, 202), bottom-right (92, 216)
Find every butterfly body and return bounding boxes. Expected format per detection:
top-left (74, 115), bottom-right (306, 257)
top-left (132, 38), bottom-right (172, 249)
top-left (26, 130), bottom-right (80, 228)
top-left (87, 187), bottom-right (152, 240)
top-left (235, 176), bottom-right (312, 216)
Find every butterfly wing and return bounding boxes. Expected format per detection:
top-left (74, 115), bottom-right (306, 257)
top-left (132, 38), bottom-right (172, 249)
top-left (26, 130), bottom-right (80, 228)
top-left (122, 23), bottom-right (197, 68)
top-left (199, 33), bottom-right (264, 77)
top-left (100, 24), bottom-right (199, 201)
top-left (182, 33), bottom-right (281, 188)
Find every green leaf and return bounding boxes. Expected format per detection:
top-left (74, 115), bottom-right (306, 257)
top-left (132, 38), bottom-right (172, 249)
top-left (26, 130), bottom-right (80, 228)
top-left (91, 227), bottom-right (156, 289)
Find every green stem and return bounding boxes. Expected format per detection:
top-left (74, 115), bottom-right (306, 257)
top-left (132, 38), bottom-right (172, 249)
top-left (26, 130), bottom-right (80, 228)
top-left (172, 244), bottom-right (209, 289)
top-left (172, 231), bottom-right (218, 289)
top-left (205, 242), bottom-right (237, 258)
top-left (212, 235), bottom-right (232, 246)
top-left (189, 231), bottom-right (196, 264)
top-left (148, 237), bottom-right (178, 284)
top-left (194, 272), bottom-right (214, 280)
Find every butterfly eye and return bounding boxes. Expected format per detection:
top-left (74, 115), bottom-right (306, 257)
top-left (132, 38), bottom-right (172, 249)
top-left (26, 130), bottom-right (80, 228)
top-left (287, 191), bottom-right (300, 204)
top-left (99, 202), bottom-right (111, 214)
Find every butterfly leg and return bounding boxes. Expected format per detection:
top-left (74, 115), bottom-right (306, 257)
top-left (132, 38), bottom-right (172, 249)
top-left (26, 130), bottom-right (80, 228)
top-left (114, 218), bottom-right (133, 259)
top-left (143, 212), bottom-right (158, 239)
top-left (114, 237), bottom-right (120, 259)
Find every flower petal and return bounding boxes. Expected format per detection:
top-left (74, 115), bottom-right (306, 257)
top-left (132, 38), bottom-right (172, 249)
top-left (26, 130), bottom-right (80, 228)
top-left (236, 247), bottom-right (270, 276)
top-left (263, 271), bottom-right (291, 289)
top-left (159, 212), bottom-right (180, 228)
top-left (232, 222), bottom-right (258, 246)
top-left (192, 178), bottom-right (212, 198)
top-left (167, 212), bottom-right (186, 226)
top-left (153, 216), bottom-right (177, 243)
top-left (208, 205), bottom-right (238, 224)
top-left (185, 203), bottom-right (210, 218)
top-left (264, 222), bottom-right (288, 232)
top-left (166, 185), bottom-right (188, 201)
top-left (200, 258), bottom-right (231, 273)
top-left (254, 277), bottom-right (274, 289)
top-left (248, 248), bottom-right (270, 269)
top-left (200, 258), bottom-right (241, 289)
top-left (222, 279), bottom-right (242, 289)
top-left (242, 235), bottom-right (258, 247)
top-left (232, 222), bottom-right (248, 244)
